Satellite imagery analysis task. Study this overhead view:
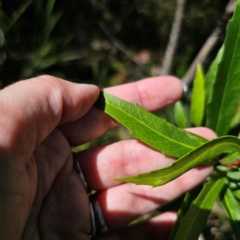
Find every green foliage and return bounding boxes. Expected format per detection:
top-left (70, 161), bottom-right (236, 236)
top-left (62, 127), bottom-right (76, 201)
top-left (190, 64), bottom-right (205, 126)
top-left (204, 46), bottom-right (224, 106)
top-left (221, 188), bottom-right (240, 239)
top-left (114, 136), bottom-right (240, 187)
top-left (95, 91), bottom-right (207, 158)
top-left (174, 101), bottom-right (188, 128)
top-left (0, 0), bottom-right (226, 87)
top-left (206, 4), bottom-right (240, 136)
top-left (0, 0), bottom-right (237, 239)
top-left (172, 175), bottom-right (227, 240)
top-left (95, 1), bottom-right (240, 239)
top-left (0, 0), bottom-right (31, 33)
top-left (168, 186), bottom-right (203, 240)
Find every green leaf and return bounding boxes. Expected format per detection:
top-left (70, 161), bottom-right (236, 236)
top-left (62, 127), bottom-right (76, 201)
top-left (3, 0), bottom-right (32, 33)
top-left (46, 0), bottom-right (56, 19)
top-left (227, 170), bottom-right (240, 182)
top-left (221, 188), bottom-right (240, 239)
top-left (95, 92), bottom-right (207, 158)
top-left (174, 101), bottom-right (188, 128)
top-left (219, 152), bottom-right (240, 166)
top-left (230, 99), bottom-right (240, 129)
top-left (115, 136), bottom-right (240, 187)
top-left (173, 176), bottom-right (227, 240)
top-left (169, 186), bottom-right (203, 240)
top-left (205, 45), bottom-right (224, 105)
top-left (206, 2), bottom-right (240, 136)
top-left (190, 64), bottom-right (205, 126)
top-left (233, 189), bottom-right (240, 200)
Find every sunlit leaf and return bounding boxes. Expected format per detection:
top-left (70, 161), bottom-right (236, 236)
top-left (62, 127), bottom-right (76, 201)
top-left (206, 2), bottom-right (240, 136)
top-left (95, 92), bottom-right (207, 158)
top-left (190, 64), bottom-right (205, 126)
top-left (115, 136), bottom-right (240, 187)
top-left (221, 188), bottom-right (240, 239)
top-left (173, 176), bottom-right (227, 240)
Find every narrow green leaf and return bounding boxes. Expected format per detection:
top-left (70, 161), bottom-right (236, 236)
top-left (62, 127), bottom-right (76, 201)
top-left (115, 136), bottom-right (240, 187)
top-left (174, 101), bottom-right (188, 128)
top-left (4, 0), bottom-right (32, 33)
top-left (221, 188), bottom-right (240, 239)
top-left (95, 92), bottom-right (207, 158)
top-left (205, 45), bottom-right (224, 105)
top-left (46, 0), bottom-right (56, 19)
top-left (173, 176), bottom-right (227, 240)
top-left (190, 64), bottom-right (205, 126)
top-left (44, 12), bottom-right (63, 44)
top-left (206, 2), bottom-right (240, 136)
top-left (0, 29), bottom-right (4, 48)
top-left (159, 194), bottom-right (185, 212)
top-left (169, 186), bottom-right (203, 240)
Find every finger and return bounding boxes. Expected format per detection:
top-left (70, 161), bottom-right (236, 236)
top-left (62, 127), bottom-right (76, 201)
top-left (105, 76), bottom-right (183, 109)
top-left (39, 153), bottom-right (91, 239)
top-left (0, 75), bottom-right (99, 157)
top-left (79, 140), bottom-right (172, 190)
top-left (0, 76), bottom-right (99, 238)
top-left (97, 212), bottom-right (177, 240)
top-left (59, 76), bottom-right (184, 146)
top-left (78, 127), bottom-right (216, 190)
top-left (96, 166), bottom-right (211, 229)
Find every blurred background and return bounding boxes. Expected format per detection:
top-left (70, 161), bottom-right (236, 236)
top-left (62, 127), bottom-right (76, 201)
top-left (0, 1), bottom-right (236, 239)
top-left (0, 0), bottom-right (230, 88)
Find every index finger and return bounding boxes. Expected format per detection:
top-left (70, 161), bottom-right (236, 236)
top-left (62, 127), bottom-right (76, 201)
top-left (60, 76), bottom-right (184, 146)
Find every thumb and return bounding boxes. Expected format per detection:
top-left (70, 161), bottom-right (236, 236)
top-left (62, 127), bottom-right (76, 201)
top-left (0, 75), bottom-right (100, 158)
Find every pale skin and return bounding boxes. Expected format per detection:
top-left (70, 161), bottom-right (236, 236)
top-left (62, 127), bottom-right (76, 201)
top-left (0, 75), bottom-right (216, 240)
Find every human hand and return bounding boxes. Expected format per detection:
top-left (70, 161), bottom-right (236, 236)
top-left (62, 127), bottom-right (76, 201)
top-left (0, 75), bottom-right (215, 240)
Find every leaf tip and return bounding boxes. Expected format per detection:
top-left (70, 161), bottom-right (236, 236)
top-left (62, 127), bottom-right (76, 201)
top-left (114, 177), bottom-right (137, 184)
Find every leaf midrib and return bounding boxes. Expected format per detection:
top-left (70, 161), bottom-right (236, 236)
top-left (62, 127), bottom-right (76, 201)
top-left (106, 99), bottom-right (198, 152)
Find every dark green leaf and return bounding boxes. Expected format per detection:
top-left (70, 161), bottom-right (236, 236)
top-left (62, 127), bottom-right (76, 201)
top-left (190, 64), bottom-right (205, 126)
top-left (221, 188), bottom-right (240, 239)
top-left (230, 99), bottom-right (240, 129)
top-left (173, 176), bottom-right (227, 240)
top-left (206, 2), bottom-right (240, 136)
top-left (46, 0), bottom-right (56, 19)
top-left (115, 136), bottom-right (240, 187)
top-left (95, 92), bottom-right (207, 158)
top-left (158, 194), bottom-right (185, 213)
